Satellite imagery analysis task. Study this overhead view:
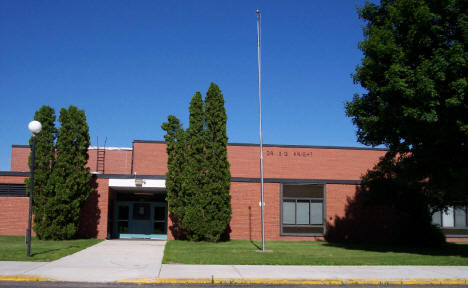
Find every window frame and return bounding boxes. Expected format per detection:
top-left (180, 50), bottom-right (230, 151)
top-left (280, 183), bottom-right (326, 237)
top-left (431, 206), bottom-right (468, 238)
top-left (432, 206), bottom-right (468, 228)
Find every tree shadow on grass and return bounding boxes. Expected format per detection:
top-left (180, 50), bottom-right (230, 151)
top-left (323, 241), bottom-right (468, 258)
top-left (31, 245), bottom-right (81, 257)
top-left (249, 240), bottom-right (261, 250)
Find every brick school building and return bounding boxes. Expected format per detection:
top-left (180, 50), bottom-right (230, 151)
top-left (0, 140), bottom-right (465, 241)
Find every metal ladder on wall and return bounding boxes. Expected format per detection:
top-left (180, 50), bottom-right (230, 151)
top-left (96, 137), bottom-right (107, 174)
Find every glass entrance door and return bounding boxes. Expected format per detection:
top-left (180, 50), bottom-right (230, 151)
top-left (114, 200), bottom-right (167, 239)
top-left (132, 203), bottom-right (152, 235)
top-left (153, 204), bottom-right (167, 234)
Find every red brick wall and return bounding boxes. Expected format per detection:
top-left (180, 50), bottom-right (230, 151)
top-left (132, 142), bottom-right (168, 175)
top-left (11, 146), bottom-right (133, 175)
top-left (261, 146), bottom-right (385, 180)
top-left (11, 142), bottom-right (386, 181)
top-left (0, 175), bottom-right (30, 236)
top-left (326, 184), bottom-right (357, 225)
top-left (0, 197), bottom-right (29, 236)
top-left (78, 178), bottom-right (109, 239)
top-left (87, 149), bottom-right (132, 174)
top-left (227, 182), bottom-right (357, 241)
top-left (10, 146), bottom-right (30, 172)
top-left (131, 142), bottom-right (386, 180)
top-left (0, 175), bottom-right (27, 184)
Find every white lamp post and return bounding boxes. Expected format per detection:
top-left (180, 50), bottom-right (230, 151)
top-left (27, 120), bottom-right (41, 257)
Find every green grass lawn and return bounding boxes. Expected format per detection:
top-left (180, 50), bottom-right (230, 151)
top-left (163, 240), bottom-right (468, 265)
top-left (0, 236), bottom-right (102, 262)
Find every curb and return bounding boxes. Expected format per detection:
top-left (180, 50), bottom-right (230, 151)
top-left (0, 275), bottom-right (52, 282)
top-left (119, 278), bottom-right (468, 285)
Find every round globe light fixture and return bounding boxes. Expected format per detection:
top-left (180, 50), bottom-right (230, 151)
top-left (28, 121), bottom-right (42, 135)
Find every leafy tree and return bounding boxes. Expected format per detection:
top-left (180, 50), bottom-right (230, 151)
top-left (203, 83), bottom-right (231, 241)
top-left (162, 115), bottom-right (186, 238)
top-left (25, 105), bottom-right (57, 239)
top-left (41, 106), bottom-right (92, 239)
top-left (182, 92), bottom-right (210, 240)
top-left (346, 0), bottom-right (468, 209)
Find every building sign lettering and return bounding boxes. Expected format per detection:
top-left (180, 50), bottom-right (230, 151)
top-left (265, 150), bottom-right (313, 158)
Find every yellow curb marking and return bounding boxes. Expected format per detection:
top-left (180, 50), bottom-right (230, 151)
top-left (0, 275), bottom-right (52, 282)
top-left (119, 277), bottom-right (468, 285)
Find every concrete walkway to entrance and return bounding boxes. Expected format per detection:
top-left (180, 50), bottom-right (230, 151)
top-left (7, 240), bottom-right (166, 282)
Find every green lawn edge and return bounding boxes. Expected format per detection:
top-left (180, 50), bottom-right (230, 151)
top-left (163, 239), bottom-right (468, 265)
top-left (0, 236), bottom-right (102, 262)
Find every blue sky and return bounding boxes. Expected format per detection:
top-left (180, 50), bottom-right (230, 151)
top-left (0, 0), bottom-right (371, 171)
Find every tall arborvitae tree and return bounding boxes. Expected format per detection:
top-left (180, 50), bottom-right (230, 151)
top-left (161, 115), bottom-right (186, 238)
top-left (42, 106), bottom-right (92, 239)
top-left (204, 83), bottom-right (231, 241)
top-left (25, 105), bottom-right (57, 239)
top-left (182, 92), bottom-right (210, 240)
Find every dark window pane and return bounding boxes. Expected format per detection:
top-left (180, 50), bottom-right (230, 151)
top-left (118, 206), bottom-right (129, 220)
top-left (133, 203), bottom-right (150, 220)
top-left (153, 222), bottom-right (165, 234)
top-left (310, 202), bottom-right (323, 225)
top-left (118, 221), bottom-right (128, 233)
top-left (283, 184), bottom-right (323, 198)
top-left (455, 207), bottom-right (466, 227)
top-left (283, 200), bottom-right (295, 224)
top-left (432, 210), bottom-right (442, 226)
top-left (154, 207), bottom-right (166, 221)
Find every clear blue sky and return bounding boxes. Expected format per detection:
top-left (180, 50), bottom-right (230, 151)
top-left (0, 0), bottom-right (372, 171)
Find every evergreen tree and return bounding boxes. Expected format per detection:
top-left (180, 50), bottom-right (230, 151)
top-left (182, 92), bottom-right (210, 240)
top-left (203, 83), bottom-right (231, 241)
top-left (163, 83), bottom-right (232, 241)
top-left (41, 106), bottom-right (92, 239)
top-left (161, 115), bottom-right (186, 238)
top-left (25, 105), bottom-right (57, 239)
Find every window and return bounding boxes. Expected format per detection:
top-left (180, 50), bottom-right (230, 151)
top-left (281, 184), bottom-right (324, 236)
top-left (431, 206), bottom-right (468, 237)
top-left (432, 206), bottom-right (468, 228)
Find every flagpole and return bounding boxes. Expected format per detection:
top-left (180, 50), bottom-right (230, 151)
top-left (256, 9), bottom-right (265, 252)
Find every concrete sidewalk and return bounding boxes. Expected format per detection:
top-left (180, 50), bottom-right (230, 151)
top-left (1, 240), bottom-right (468, 284)
top-left (0, 240), bottom-right (166, 282)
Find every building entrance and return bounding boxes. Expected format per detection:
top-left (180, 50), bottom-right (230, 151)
top-left (113, 191), bottom-right (167, 239)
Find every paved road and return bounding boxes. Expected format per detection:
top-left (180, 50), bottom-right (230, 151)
top-left (0, 281), bottom-right (461, 288)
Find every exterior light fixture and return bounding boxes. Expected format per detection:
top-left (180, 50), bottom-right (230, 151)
top-left (27, 120), bottom-right (41, 257)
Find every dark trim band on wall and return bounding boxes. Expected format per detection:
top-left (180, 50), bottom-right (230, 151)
top-left (96, 173), bottom-right (360, 185)
top-left (0, 171), bottom-right (30, 176)
top-left (12, 145), bottom-right (29, 148)
top-left (96, 174), bottom-right (166, 180)
top-left (232, 177), bottom-right (361, 185)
